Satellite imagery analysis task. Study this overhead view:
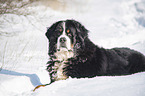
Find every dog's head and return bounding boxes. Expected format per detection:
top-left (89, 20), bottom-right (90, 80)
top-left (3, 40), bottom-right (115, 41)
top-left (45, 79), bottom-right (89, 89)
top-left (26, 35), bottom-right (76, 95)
top-left (46, 20), bottom-right (88, 57)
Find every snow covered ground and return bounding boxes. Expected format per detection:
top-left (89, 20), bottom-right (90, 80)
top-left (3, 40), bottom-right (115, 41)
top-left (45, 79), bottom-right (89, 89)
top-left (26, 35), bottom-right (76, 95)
top-left (0, 0), bottom-right (145, 96)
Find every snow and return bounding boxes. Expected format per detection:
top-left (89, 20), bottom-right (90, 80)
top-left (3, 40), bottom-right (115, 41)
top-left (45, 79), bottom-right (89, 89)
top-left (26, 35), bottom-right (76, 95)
top-left (33, 72), bottom-right (145, 96)
top-left (0, 0), bottom-right (145, 96)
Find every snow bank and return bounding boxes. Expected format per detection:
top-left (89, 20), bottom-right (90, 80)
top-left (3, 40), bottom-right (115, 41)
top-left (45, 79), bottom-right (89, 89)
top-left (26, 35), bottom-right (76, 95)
top-left (34, 72), bottom-right (145, 96)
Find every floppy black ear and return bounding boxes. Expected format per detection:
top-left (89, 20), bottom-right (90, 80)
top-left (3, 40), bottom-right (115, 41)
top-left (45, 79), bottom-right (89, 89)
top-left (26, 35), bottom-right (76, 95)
top-left (45, 24), bottom-right (55, 39)
top-left (45, 27), bottom-right (49, 38)
top-left (73, 20), bottom-right (88, 39)
top-left (45, 21), bottom-right (62, 39)
top-left (75, 20), bottom-right (89, 45)
top-left (45, 27), bottom-right (52, 39)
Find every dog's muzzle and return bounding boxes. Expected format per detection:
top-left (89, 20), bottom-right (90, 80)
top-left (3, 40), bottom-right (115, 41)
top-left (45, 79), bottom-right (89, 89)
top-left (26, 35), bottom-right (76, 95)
top-left (57, 36), bottom-right (72, 51)
top-left (57, 30), bottom-right (72, 51)
top-left (59, 37), bottom-right (67, 48)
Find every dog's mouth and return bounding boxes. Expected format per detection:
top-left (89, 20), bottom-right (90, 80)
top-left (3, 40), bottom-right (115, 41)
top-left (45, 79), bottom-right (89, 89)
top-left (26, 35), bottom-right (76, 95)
top-left (57, 47), bottom-right (73, 52)
top-left (60, 42), bottom-right (67, 48)
top-left (57, 41), bottom-right (67, 50)
top-left (57, 43), bottom-right (73, 52)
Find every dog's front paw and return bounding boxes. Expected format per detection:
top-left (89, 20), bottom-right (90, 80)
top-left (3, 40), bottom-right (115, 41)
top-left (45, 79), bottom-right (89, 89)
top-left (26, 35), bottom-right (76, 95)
top-left (63, 58), bottom-right (79, 77)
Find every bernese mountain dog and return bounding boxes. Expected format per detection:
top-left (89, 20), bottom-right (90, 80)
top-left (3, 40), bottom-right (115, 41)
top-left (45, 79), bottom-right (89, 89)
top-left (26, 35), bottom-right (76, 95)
top-left (33, 19), bottom-right (145, 91)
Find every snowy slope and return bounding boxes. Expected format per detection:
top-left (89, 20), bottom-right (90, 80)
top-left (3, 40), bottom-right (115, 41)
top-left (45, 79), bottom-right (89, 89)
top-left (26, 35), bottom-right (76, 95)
top-left (33, 72), bottom-right (145, 96)
top-left (0, 0), bottom-right (145, 96)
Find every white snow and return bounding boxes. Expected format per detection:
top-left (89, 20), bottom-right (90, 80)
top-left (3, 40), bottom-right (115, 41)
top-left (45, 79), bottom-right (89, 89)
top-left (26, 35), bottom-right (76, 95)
top-left (0, 0), bottom-right (145, 96)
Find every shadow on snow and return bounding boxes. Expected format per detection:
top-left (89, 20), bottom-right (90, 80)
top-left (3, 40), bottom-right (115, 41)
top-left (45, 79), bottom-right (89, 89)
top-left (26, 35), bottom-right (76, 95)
top-left (0, 69), bottom-right (42, 87)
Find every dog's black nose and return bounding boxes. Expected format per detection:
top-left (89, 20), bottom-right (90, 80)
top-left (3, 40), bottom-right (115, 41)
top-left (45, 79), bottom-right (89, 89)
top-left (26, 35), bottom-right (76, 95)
top-left (59, 37), bottom-right (66, 43)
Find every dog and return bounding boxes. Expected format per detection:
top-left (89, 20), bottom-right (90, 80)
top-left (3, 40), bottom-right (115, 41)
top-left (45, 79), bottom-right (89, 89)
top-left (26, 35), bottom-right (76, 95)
top-left (33, 19), bottom-right (145, 91)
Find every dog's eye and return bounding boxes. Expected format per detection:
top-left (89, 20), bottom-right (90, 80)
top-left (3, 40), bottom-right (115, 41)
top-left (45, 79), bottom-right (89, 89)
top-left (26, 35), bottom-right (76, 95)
top-left (59, 28), bottom-right (63, 32)
top-left (66, 29), bottom-right (72, 37)
top-left (66, 29), bottom-right (70, 33)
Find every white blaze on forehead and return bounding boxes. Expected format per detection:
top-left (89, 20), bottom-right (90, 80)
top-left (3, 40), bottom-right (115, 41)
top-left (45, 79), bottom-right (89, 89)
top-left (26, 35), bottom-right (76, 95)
top-left (62, 21), bottom-right (66, 35)
top-left (57, 21), bottom-right (72, 50)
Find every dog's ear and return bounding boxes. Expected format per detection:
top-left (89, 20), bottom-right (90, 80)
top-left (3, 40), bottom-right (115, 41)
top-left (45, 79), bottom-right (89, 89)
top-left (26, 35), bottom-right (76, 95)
top-left (45, 27), bottom-right (49, 38)
top-left (45, 21), bottom-right (62, 39)
top-left (45, 27), bottom-right (52, 39)
top-left (70, 20), bottom-right (89, 52)
top-left (45, 24), bottom-right (55, 39)
top-left (74, 20), bottom-right (88, 39)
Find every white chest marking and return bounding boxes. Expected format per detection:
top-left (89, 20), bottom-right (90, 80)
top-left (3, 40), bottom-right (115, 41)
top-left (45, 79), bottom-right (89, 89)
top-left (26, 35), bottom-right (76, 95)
top-left (53, 48), bottom-right (74, 80)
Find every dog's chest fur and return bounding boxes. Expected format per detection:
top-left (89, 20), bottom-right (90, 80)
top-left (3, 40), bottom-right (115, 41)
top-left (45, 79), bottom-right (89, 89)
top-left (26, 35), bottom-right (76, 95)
top-left (52, 49), bottom-right (74, 81)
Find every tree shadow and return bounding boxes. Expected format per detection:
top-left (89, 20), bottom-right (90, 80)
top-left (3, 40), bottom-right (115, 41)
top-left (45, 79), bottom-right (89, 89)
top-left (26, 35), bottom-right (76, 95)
top-left (0, 69), bottom-right (42, 87)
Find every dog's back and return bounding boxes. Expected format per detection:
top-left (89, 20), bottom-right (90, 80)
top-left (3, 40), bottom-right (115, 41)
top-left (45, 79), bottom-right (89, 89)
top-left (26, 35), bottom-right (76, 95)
top-left (104, 48), bottom-right (145, 75)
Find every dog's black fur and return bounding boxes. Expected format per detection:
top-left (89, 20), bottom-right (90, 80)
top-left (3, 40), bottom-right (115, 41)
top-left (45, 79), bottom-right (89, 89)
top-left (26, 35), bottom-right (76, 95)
top-left (45, 19), bottom-right (145, 84)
